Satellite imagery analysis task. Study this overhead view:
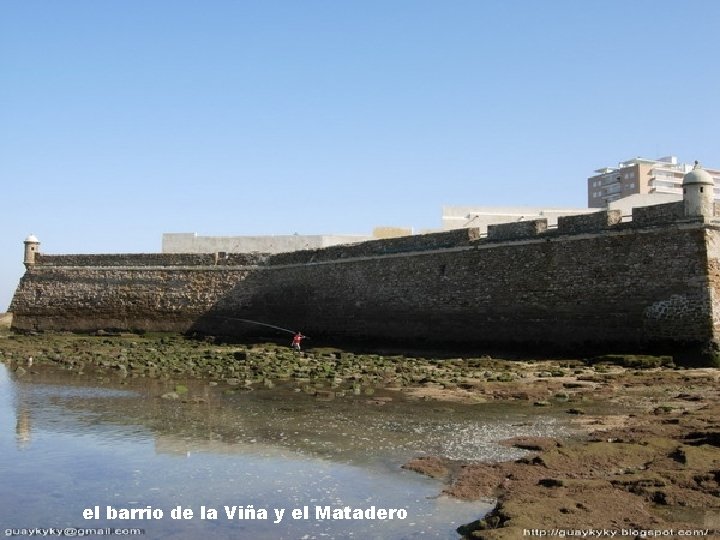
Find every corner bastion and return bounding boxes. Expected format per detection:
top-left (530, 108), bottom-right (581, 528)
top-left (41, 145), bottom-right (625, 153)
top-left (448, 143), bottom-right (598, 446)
top-left (10, 176), bottom-right (720, 364)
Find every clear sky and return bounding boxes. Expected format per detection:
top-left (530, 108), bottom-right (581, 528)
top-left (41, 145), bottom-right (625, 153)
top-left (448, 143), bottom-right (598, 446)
top-left (1, 0), bottom-right (718, 311)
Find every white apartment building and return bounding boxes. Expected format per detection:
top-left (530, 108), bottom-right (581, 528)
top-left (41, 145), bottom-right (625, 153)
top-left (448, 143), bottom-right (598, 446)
top-left (588, 156), bottom-right (720, 208)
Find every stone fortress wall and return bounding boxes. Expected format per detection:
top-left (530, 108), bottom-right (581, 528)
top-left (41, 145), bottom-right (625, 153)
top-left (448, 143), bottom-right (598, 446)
top-left (10, 193), bottom-right (720, 362)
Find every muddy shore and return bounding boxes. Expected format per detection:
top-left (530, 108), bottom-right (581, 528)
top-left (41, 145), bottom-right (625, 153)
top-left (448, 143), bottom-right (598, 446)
top-left (1, 331), bottom-right (718, 538)
top-left (407, 369), bottom-right (720, 538)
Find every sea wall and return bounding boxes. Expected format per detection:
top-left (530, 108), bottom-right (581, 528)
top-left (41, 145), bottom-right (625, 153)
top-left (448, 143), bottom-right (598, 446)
top-left (210, 224), bottom-right (712, 349)
top-left (9, 213), bottom-right (720, 358)
top-left (9, 265), bottom-right (253, 333)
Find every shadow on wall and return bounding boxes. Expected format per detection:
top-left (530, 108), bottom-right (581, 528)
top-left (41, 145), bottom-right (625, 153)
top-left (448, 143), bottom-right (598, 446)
top-left (186, 278), bottom-right (313, 346)
top-left (184, 256), bottom-right (485, 351)
top-left (181, 247), bottom-right (589, 355)
top-left (184, 223), bottom-right (719, 365)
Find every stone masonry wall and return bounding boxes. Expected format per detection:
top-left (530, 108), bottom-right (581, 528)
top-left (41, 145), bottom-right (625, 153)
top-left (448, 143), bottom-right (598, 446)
top-left (487, 219), bottom-right (548, 241)
top-left (34, 253), bottom-right (269, 267)
top-left (10, 223), bottom-right (717, 355)
top-left (631, 201), bottom-right (685, 226)
top-left (268, 228), bottom-right (481, 265)
top-left (557, 210), bottom-right (623, 235)
top-left (211, 225), bottom-right (711, 348)
top-left (703, 228), bottom-right (720, 341)
top-left (10, 266), bottom-right (254, 332)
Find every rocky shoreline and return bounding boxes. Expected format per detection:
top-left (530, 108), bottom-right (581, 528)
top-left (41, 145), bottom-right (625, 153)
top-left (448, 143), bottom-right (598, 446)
top-left (1, 331), bottom-right (718, 538)
top-left (405, 371), bottom-right (720, 538)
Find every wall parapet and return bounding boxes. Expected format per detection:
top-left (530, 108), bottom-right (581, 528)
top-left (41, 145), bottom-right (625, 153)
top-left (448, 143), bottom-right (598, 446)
top-left (487, 219), bottom-right (548, 241)
top-left (29, 229), bottom-right (482, 269)
top-left (267, 228), bottom-right (481, 265)
top-left (631, 201), bottom-right (685, 226)
top-left (35, 253), bottom-right (270, 267)
top-left (557, 209), bottom-right (622, 234)
top-left (29, 207), bottom-right (716, 272)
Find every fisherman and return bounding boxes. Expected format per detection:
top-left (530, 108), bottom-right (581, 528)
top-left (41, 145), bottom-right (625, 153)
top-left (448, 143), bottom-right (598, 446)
top-left (291, 331), bottom-right (306, 351)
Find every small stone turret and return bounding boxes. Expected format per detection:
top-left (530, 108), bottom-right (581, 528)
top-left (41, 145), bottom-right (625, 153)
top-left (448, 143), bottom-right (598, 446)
top-left (683, 161), bottom-right (715, 218)
top-left (23, 234), bottom-right (40, 268)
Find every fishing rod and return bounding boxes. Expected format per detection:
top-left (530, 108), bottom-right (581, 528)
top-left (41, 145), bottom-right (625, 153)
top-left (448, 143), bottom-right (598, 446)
top-left (207, 315), bottom-right (309, 338)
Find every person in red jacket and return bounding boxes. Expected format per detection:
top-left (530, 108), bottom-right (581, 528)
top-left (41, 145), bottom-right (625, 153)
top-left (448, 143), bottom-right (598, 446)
top-left (291, 332), bottom-right (306, 351)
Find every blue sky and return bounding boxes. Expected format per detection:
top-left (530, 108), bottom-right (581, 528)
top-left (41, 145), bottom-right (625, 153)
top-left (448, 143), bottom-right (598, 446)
top-left (1, 0), bottom-right (718, 310)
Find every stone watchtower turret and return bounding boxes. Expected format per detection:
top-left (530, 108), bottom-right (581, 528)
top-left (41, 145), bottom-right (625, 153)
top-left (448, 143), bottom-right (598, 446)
top-left (23, 234), bottom-right (40, 269)
top-left (683, 161), bottom-right (715, 219)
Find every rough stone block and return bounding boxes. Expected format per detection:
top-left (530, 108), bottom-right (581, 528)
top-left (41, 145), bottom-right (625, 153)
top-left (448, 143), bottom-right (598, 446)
top-left (487, 219), bottom-right (548, 241)
top-left (557, 210), bottom-right (622, 234)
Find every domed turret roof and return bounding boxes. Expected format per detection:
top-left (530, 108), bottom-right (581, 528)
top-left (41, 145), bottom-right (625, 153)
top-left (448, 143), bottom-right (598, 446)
top-left (683, 161), bottom-right (714, 186)
top-left (24, 234), bottom-right (39, 243)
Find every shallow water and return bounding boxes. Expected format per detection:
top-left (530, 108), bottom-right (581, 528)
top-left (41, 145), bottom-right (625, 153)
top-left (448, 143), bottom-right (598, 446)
top-left (0, 363), bottom-right (573, 539)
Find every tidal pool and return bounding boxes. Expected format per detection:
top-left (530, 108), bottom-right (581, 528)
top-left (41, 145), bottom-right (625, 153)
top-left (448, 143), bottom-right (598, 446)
top-left (0, 363), bottom-right (573, 539)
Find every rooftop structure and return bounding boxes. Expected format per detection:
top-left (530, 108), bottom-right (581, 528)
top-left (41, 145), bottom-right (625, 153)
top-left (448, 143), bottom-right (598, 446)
top-left (588, 155), bottom-right (720, 208)
top-left (161, 227), bottom-right (415, 254)
top-left (441, 205), bottom-right (593, 234)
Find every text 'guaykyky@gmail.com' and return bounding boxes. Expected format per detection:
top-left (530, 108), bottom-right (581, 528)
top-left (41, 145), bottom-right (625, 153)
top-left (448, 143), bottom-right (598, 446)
top-left (5, 528), bottom-right (145, 537)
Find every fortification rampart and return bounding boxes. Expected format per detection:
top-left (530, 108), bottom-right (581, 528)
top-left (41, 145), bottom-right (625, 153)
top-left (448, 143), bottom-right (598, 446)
top-left (9, 204), bottom-right (720, 362)
top-left (556, 209), bottom-right (623, 234)
top-left (631, 201), bottom-right (686, 226)
top-left (487, 219), bottom-right (548, 241)
top-left (33, 252), bottom-right (270, 267)
top-left (268, 227), bottom-right (481, 265)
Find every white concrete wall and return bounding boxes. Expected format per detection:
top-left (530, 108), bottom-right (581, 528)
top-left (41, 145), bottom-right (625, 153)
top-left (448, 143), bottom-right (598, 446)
top-left (442, 205), bottom-right (593, 234)
top-left (607, 193), bottom-right (682, 216)
top-left (162, 233), bottom-right (372, 254)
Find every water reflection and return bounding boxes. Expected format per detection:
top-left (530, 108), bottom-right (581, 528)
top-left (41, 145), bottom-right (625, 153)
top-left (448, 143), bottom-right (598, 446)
top-left (15, 407), bottom-right (31, 448)
top-left (0, 363), bottom-right (572, 539)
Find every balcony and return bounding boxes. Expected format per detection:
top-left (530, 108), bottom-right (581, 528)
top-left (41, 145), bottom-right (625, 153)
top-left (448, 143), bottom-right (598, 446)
top-left (650, 179), bottom-right (680, 189)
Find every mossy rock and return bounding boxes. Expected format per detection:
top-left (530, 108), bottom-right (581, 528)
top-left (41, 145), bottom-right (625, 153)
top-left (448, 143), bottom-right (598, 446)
top-left (653, 405), bottom-right (673, 415)
top-left (589, 354), bottom-right (673, 368)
